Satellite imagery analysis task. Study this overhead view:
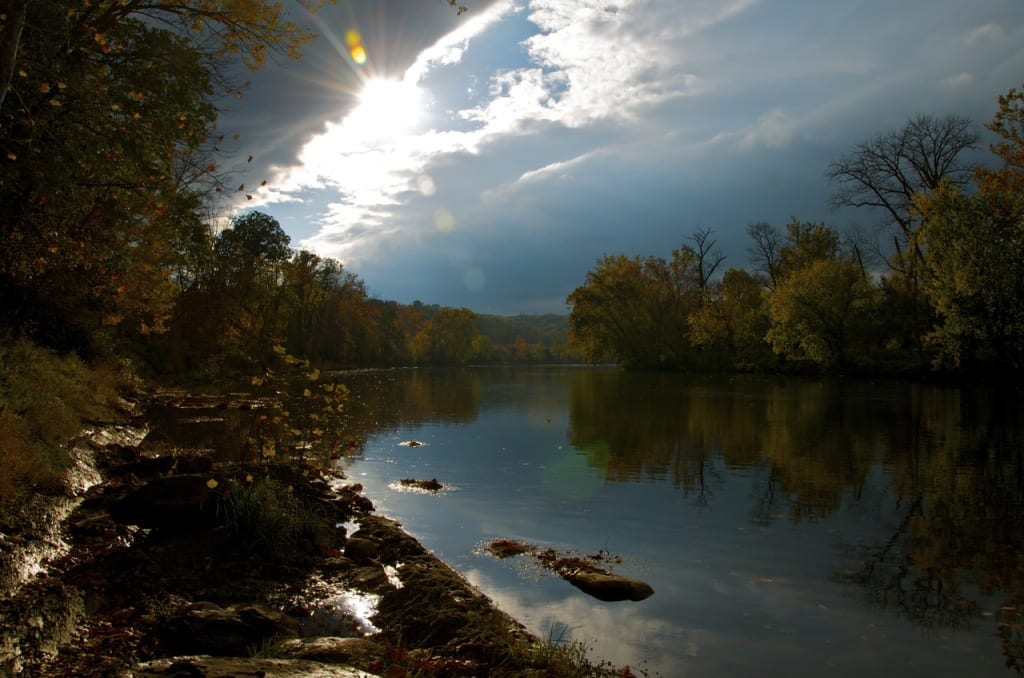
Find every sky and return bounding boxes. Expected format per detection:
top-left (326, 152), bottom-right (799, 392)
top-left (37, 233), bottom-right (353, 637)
top-left (220, 0), bottom-right (1024, 315)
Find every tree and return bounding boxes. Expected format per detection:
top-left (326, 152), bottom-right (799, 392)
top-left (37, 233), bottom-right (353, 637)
top-left (977, 83), bottom-right (1024, 194)
top-left (766, 259), bottom-right (881, 369)
top-left (567, 247), bottom-right (703, 369)
top-left (410, 307), bottom-right (479, 365)
top-left (776, 218), bottom-right (840, 278)
top-left (746, 221), bottom-right (783, 290)
top-left (826, 114), bottom-right (978, 273)
top-left (916, 181), bottom-right (1024, 370)
top-left (688, 226), bottom-right (726, 292)
top-left (0, 0), bottom-right (341, 358)
top-left (688, 268), bottom-right (770, 368)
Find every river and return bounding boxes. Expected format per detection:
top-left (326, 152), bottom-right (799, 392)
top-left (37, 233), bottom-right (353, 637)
top-left (330, 366), bottom-right (1023, 677)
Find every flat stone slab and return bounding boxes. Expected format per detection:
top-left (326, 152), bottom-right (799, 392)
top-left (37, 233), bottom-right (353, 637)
top-left (134, 656), bottom-right (375, 677)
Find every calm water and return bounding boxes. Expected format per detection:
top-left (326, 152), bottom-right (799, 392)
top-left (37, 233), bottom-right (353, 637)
top-left (328, 366), bottom-right (1024, 676)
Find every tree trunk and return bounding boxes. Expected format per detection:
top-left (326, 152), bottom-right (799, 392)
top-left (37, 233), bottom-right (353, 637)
top-left (0, 0), bottom-right (30, 115)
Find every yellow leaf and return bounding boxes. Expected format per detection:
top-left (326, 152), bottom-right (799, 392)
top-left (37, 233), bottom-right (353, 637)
top-left (206, 478), bottom-right (219, 489)
top-left (245, 474), bottom-right (254, 483)
top-left (6, 152), bottom-right (15, 161)
top-left (303, 388), bottom-right (312, 397)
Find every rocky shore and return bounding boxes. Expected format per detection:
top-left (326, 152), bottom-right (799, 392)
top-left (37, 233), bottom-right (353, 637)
top-left (0, 395), bottom-right (620, 677)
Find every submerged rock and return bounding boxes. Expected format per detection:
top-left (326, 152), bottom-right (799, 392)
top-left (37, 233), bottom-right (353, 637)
top-left (398, 477), bottom-right (443, 492)
top-left (564, 570), bottom-right (654, 602)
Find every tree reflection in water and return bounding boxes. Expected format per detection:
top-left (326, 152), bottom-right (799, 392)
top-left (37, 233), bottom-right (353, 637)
top-left (563, 370), bottom-right (1024, 671)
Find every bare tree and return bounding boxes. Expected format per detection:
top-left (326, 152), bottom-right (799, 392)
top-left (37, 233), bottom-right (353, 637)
top-left (746, 221), bottom-right (782, 289)
top-left (689, 226), bottom-right (726, 292)
top-left (826, 114), bottom-right (978, 272)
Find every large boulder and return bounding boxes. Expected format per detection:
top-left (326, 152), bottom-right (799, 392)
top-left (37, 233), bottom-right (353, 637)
top-left (157, 603), bottom-right (301, 656)
top-left (108, 475), bottom-right (224, 530)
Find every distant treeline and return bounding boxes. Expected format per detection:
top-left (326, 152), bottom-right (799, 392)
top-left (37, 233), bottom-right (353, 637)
top-left (568, 95), bottom-right (1024, 377)
top-left (147, 211), bottom-right (577, 376)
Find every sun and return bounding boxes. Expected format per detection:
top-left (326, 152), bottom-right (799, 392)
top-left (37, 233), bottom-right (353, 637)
top-left (348, 78), bottom-right (424, 142)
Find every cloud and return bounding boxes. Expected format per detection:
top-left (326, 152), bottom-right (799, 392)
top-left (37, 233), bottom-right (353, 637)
top-left (965, 22), bottom-right (1005, 46)
top-left (229, 0), bottom-right (1024, 313)
top-left (941, 72), bottom-right (975, 90)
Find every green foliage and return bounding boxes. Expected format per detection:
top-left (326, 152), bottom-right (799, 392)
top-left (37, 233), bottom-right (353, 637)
top-left (0, 336), bottom-right (121, 506)
top-left (566, 250), bottom-right (701, 369)
top-left (917, 181), bottom-right (1024, 370)
top-left (766, 258), bottom-right (881, 368)
top-left (689, 268), bottom-right (771, 369)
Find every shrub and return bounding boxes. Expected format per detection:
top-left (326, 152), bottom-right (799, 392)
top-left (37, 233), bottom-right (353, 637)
top-left (0, 336), bottom-right (121, 508)
top-left (223, 476), bottom-right (330, 558)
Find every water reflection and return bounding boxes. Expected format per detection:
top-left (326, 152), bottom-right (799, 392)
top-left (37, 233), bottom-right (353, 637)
top-left (146, 368), bottom-right (1024, 674)
top-left (335, 368), bottom-right (1024, 674)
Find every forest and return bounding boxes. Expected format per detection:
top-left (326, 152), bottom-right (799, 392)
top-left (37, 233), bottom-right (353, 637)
top-left (567, 102), bottom-right (1024, 376)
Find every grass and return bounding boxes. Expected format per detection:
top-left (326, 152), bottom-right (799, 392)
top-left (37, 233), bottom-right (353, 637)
top-left (222, 476), bottom-right (332, 559)
top-left (0, 336), bottom-right (122, 511)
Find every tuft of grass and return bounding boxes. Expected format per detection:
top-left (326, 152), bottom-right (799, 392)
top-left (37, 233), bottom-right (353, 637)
top-left (223, 476), bottom-right (331, 559)
top-left (0, 336), bottom-right (122, 509)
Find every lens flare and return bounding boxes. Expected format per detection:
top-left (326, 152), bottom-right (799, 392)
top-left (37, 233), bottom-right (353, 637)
top-left (434, 208), bottom-right (455, 232)
top-left (416, 174), bottom-right (436, 196)
top-left (345, 29), bottom-right (367, 65)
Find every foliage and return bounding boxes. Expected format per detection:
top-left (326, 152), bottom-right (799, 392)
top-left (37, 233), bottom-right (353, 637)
top-left (0, 0), bottom-right (348, 361)
top-left (977, 82), bottom-right (1024, 194)
top-left (916, 181), bottom-right (1024, 370)
top-left (0, 336), bottom-right (121, 506)
top-left (766, 258), bottom-right (881, 368)
top-left (222, 476), bottom-right (330, 557)
top-left (566, 247), bottom-right (703, 370)
top-left (410, 307), bottom-right (480, 365)
top-left (689, 268), bottom-right (771, 369)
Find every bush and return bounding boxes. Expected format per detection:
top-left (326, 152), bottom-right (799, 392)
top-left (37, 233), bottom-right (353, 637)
top-left (223, 476), bottom-right (330, 558)
top-left (0, 336), bottom-right (121, 508)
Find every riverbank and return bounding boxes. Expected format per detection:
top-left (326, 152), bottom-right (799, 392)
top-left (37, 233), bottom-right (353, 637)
top-left (0, 395), bottom-right (628, 677)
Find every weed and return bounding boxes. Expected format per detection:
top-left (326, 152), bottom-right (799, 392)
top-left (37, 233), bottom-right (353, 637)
top-left (223, 476), bottom-right (331, 558)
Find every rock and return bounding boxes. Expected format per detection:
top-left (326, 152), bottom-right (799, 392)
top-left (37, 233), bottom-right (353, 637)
top-left (343, 537), bottom-right (378, 564)
top-left (564, 570), bottom-right (654, 602)
top-left (398, 478), bottom-right (443, 492)
top-left (278, 636), bottom-right (386, 669)
top-left (157, 604), bottom-right (301, 656)
top-left (348, 565), bottom-right (389, 591)
top-left (108, 475), bottom-right (223, 530)
top-left (134, 656), bottom-right (373, 677)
